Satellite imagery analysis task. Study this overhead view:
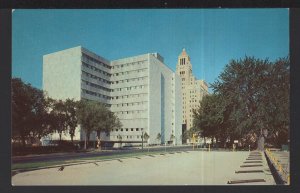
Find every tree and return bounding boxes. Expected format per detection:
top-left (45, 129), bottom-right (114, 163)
top-left (96, 111), bottom-right (122, 149)
top-left (156, 133), bottom-right (161, 144)
top-left (64, 99), bottom-right (79, 143)
top-left (12, 78), bottom-right (49, 147)
top-left (76, 99), bottom-right (121, 149)
top-left (143, 132), bottom-right (150, 144)
top-left (193, 94), bottom-right (225, 145)
top-left (50, 100), bottom-right (68, 142)
top-left (170, 133), bottom-right (175, 145)
top-left (210, 56), bottom-right (290, 149)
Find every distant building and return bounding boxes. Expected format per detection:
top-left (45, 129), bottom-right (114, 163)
top-left (175, 48), bottom-right (209, 143)
top-left (43, 46), bottom-right (182, 146)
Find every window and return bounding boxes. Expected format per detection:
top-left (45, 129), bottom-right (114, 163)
top-left (126, 129), bottom-right (128, 131)
top-left (136, 128), bottom-right (139, 131)
top-left (131, 128), bottom-right (133, 131)
top-left (121, 129), bottom-right (123, 131)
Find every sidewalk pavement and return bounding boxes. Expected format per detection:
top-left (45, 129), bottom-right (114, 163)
top-left (227, 150), bottom-right (276, 185)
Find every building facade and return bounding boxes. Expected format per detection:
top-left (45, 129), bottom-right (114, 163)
top-left (43, 46), bottom-right (182, 146)
top-left (175, 49), bottom-right (209, 139)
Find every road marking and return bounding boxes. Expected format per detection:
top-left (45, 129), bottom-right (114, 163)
top-left (227, 179), bottom-right (266, 184)
top-left (240, 164), bottom-right (263, 167)
top-left (243, 161), bottom-right (262, 163)
top-left (235, 170), bottom-right (264, 173)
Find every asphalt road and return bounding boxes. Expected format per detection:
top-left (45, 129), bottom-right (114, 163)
top-left (12, 145), bottom-right (196, 164)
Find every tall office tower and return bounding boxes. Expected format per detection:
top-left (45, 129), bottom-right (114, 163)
top-left (43, 46), bottom-right (182, 146)
top-left (175, 48), bottom-right (209, 141)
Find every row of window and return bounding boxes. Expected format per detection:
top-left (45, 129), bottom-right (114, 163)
top-left (82, 62), bottom-right (112, 77)
top-left (113, 85), bottom-right (148, 92)
top-left (115, 110), bottom-right (147, 115)
top-left (112, 76), bottom-right (148, 84)
top-left (82, 79), bottom-right (112, 92)
top-left (82, 53), bottom-right (112, 69)
top-left (113, 68), bottom-right (147, 76)
top-left (81, 89), bottom-right (112, 99)
top-left (112, 101), bottom-right (147, 108)
top-left (112, 60), bottom-right (147, 69)
top-left (179, 71), bottom-right (186, 75)
top-left (82, 70), bottom-right (112, 85)
top-left (111, 93), bottom-right (147, 100)
top-left (113, 135), bottom-right (143, 139)
top-left (183, 115), bottom-right (193, 120)
top-left (182, 98), bottom-right (198, 103)
top-left (112, 128), bottom-right (144, 132)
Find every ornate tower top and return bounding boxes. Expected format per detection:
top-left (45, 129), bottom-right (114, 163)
top-left (181, 48), bottom-right (187, 56)
top-left (178, 48), bottom-right (190, 62)
top-left (176, 48), bottom-right (192, 76)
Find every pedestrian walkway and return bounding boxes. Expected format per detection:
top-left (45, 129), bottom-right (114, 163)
top-left (265, 148), bottom-right (290, 185)
top-left (227, 151), bottom-right (276, 185)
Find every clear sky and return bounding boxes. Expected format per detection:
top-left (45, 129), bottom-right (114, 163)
top-left (12, 9), bottom-right (289, 92)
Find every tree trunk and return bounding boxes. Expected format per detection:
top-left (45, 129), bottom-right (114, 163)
top-left (21, 135), bottom-right (26, 148)
top-left (97, 130), bottom-right (101, 150)
top-left (86, 132), bottom-right (90, 149)
top-left (257, 135), bottom-right (265, 151)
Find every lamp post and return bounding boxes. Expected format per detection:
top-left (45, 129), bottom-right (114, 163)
top-left (141, 131), bottom-right (144, 150)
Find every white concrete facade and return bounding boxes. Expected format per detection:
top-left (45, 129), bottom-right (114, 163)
top-left (42, 46), bottom-right (182, 145)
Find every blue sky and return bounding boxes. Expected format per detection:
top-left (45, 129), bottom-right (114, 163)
top-left (12, 9), bottom-right (289, 92)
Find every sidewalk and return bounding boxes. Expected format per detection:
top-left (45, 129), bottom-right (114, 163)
top-left (227, 150), bottom-right (276, 185)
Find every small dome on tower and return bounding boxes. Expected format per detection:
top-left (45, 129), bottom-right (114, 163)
top-left (181, 48), bottom-right (187, 56)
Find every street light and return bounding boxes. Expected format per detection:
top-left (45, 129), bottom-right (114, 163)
top-left (141, 131), bottom-right (144, 150)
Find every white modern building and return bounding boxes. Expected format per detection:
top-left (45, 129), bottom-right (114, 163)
top-left (43, 46), bottom-right (182, 146)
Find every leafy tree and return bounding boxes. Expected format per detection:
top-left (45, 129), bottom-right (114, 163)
top-left (76, 99), bottom-right (121, 149)
top-left (210, 56), bottom-right (289, 148)
top-left (96, 111), bottom-right (122, 149)
top-left (156, 133), bottom-right (161, 144)
top-left (50, 99), bottom-right (68, 141)
top-left (143, 132), bottom-right (150, 143)
top-left (64, 99), bottom-right (79, 143)
top-left (12, 78), bottom-right (49, 147)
